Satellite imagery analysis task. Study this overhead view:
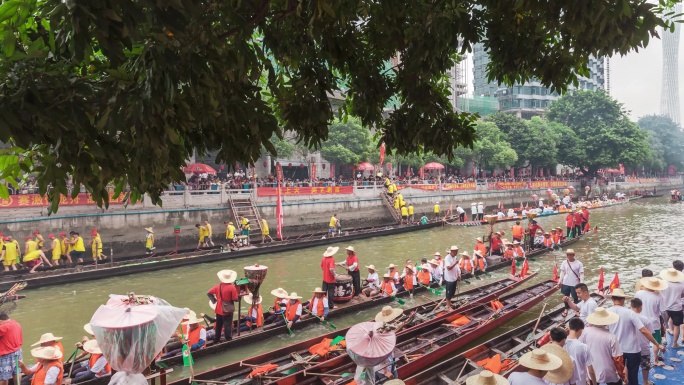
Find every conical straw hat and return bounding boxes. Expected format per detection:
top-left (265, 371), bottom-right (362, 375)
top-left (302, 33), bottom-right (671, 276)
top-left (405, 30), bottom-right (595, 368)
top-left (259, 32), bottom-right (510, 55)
top-left (659, 268), bottom-right (684, 283)
top-left (375, 306), bottom-right (403, 323)
top-left (465, 370), bottom-right (509, 385)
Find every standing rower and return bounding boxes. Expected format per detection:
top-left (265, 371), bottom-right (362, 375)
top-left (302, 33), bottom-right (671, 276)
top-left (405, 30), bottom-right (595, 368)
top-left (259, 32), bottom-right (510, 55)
top-left (67, 232), bottom-right (86, 263)
top-left (1, 236), bottom-right (20, 271)
top-left (511, 221), bottom-right (524, 243)
top-left (433, 202), bottom-right (440, 219)
top-left (25, 236), bottom-right (38, 255)
top-left (489, 232), bottom-right (503, 256)
top-left (58, 233), bottom-right (71, 263)
top-left (224, 222), bottom-right (236, 250)
top-left (328, 214), bottom-right (338, 238)
top-left (337, 246), bottom-right (361, 298)
top-left (207, 270), bottom-right (238, 343)
top-left (477, 202), bottom-right (484, 220)
top-left (195, 223), bottom-right (208, 249)
top-left (144, 227), bottom-right (155, 254)
top-left (47, 234), bottom-right (62, 266)
top-left (261, 218), bottom-right (273, 243)
top-left (320, 246), bottom-right (339, 309)
top-left (33, 230), bottom-right (45, 250)
top-left (203, 219), bottom-right (215, 247)
top-left (90, 228), bottom-right (106, 260)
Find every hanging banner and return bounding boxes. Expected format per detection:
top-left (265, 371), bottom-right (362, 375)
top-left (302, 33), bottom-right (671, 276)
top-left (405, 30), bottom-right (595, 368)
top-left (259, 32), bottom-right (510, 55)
top-left (0, 192), bottom-right (128, 209)
top-left (311, 164), bottom-right (317, 180)
top-left (330, 164), bottom-right (335, 178)
top-left (495, 181), bottom-right (529, 190)
top-left (257, 186), bottom-right (353, 197)
top-left (397, 183), bottom-right (476, 191)
top-left (379, 143), bottom-right (386, 166)
top-left (275, 163), bottom-right (284, 182)
top-left (529, 180), bottom-right (569, 188)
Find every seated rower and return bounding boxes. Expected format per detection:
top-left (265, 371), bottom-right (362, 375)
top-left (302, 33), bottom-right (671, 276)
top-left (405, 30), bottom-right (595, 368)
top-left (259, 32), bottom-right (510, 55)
top-left (473, 250), bottom-right (487, 273)
top-left (555, 227), bottom-right (565, 243)
top-left (239, 294), bottom-right (264, 332)
top-left (375, 306), bottom-right (413, 332)
top-left (19, 333), bottom-right (65, 385)
top-left (474, 237), bottom-right (487, 259)
top-left (428, 259), bottom-right (442, 285)
top-left (23, 249), bottom-right (52, 273)
top-left (496, 209), bottom-right (505, 219)
top-left (416, 264), bottom-right (432, 287)
top-left (18, 346), bottom-right (63, 385)
top-left (459, 252), bottom-right (475, 275)
top-left (387, 264), bottom-right (400, 287)
top-left (512, 240), bottom-right (525, 258)
top-left (163, 316), bottom-right (207, 357)
top-left (401, 263), bottom-right (416, 298)
top-left (264, 288), bottom-right (289, 325)
top-left (307, 288), bottom-right (330, 321)
top-left (542, 232), bottom-right (555, 249)
top-left (274, 292), bottom-right (302, 329)
top-left (503, 241), bottom-right (515, 260)
top-left (361, 265), bottom-right (379, 297)
top-left (490, 232), bottom-right (503, 256)
top-left (379, 274), bottom-right (397, 297)
top-left (533, 230), bottom-right (544, 249)
top-left (66, 340), bottom-right (111, 384)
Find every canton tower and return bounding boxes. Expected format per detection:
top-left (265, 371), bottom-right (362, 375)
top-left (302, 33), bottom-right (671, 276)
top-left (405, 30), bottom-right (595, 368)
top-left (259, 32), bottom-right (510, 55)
top-left (661, 3), bottom-right (682, 125)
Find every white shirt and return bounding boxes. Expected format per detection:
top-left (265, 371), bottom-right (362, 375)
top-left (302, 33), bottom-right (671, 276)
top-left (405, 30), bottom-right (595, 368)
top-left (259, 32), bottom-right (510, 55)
top-left (559, 259), bottom-right (584, 286)
top-left (471, 205), bottom-right (477, 215)
top-left (443, 254), bottom-right (460, 282)
top-left (497, 212), bottom-right (505, 219)
top-left (366, 272), bottom-right (379, 289)
top-left (539, 200), bottom-right (544, 207)
top-left (509, 372), bottom-right (548, 385)
top-left (430, 265), bottom-right (443, 281)
top-left (634, 312), bottom-right (653, 355)
top-left (477, 204), bottom-right (484, 214)
top-left (29, 364), bottom-right (60, 385)
top-left (578, 297), bottom-right (598, 324)
top-left (635, 290), bottom-right (664, 330)
top-left (661, 280), bottom-right (684, 311)
top-left (521, 209), bottom-right (528, 217)
top-left (564, 338), bottom-right (591, 385)
top-left (563, 196), bottom-right (571, 205)
top-left (456, 206), bottom-right (465, 214)
top-left (311, 297), bottom-right (329, 311)
top-left (507, 210), bottom-right (515, 218)
top-left (579, 326), bottom-right (622, 384)
top-left (608, 305), bottom-right (645, 353)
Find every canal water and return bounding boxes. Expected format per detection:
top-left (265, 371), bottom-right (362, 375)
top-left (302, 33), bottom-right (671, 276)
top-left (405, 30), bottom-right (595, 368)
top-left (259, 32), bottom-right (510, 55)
top-left (12, 197), bottom-right (682, 379)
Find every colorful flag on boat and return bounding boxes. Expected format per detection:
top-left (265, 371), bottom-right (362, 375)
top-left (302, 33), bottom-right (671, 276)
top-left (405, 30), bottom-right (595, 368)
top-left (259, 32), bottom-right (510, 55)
top-left (609, 272), bottom-right (620, 292)
top-left (553, 264), bottom-right (559, 282)
top-left (597, 268), bottom-right (605, 292)
top-left (276, 181), bottom-right (284, 240)
top-left (520, 259), bottom-right (530, 278)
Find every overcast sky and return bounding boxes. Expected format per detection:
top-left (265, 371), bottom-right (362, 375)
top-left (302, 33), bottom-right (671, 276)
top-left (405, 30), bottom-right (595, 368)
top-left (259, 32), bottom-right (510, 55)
top-left (612, 26), bottom-right (683, 123)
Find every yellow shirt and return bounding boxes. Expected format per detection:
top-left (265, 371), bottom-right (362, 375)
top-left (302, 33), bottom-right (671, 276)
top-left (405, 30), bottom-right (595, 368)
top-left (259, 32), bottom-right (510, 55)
top-left (61, 238), bottom-right (70, 254)
top-left (92, 234), bottom-right (102, 252)
top-left (35, 235), bottom-right (44, 248)
top-left (51, 239), bottom-right (62, 260)
top-left (408, 206), bottom-right (414, 215)
top-left (393, 199), bottom-right (400, 209)
top-left (226, 225), bottom-right (235, 239)
top-left (145, 233), bottom-right (155, 248)
top-left (198, 226), bottom-right (207, 240)
top-left (205, 223), bottom-right (213, 237)
top-left (25, 240), bottom-right (38, 253)
top-left (2, 241), bottom-right (18, 262)
top-left (73, 236), bottom-right (85, 252)
top-left (329, 217), bottom-right (337, 227)
top-left (433, 204), bottom-right (440, 213)
top-left (23, 250), bottom-right (42, 262)
top-left (261, 219), bottom-right (269, 235)
top-left (400, 206), bottom-right (408, 216)
top-left (384, 178), bottom-right (390, 187)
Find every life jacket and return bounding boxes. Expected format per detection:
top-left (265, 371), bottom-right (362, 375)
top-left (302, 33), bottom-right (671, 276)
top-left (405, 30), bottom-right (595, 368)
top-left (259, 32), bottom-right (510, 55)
top-left (403, 272), bottom-right (414, 290)
top-left (390, 270), bottom-right (400, 285)
top-left (490, 300), bottom-right (504, 310)
top-left (475, 243), bottom-right (487, 257)
top-left (503, 249), bottom-right (514, 260)
top-left (308, 296), bottom-right (327, 317)
top-left (511, 225), bottom-right (523, 238)
top-left (459, 258), bottom-right (473, 273)
top-left (88, 354), bottom-right (111, 377)
top-left (285, 300), bottom-right (301, 321)
top-left (417, 269), bottom-right (431, 285)
top-left (246, 304), bottom-right (264, 327)
top-left (91, 234), bottom-right (102, 253)
top-left (474, 257), bottom-right (486, 271)
top-left (187, 325), bottom-right (206, 348)
top-left (552, 234), bottom-right (560, 244)
top-left (48, 341), bottom-right (65, 362)
top-left (380, 281), bottom-right (393, 297)
top-left (25, 240), bottom-right (38, 253)
top-left (31, 361), bottom-right (63, 385)
top-left (543, 237), bottom-right (554, 247)
top-left (400, 206), bottom-right (408, 216)
top-left (512, 246), bottom-right (525, 257)
top-left (35, 235), bottom-right (44, 248)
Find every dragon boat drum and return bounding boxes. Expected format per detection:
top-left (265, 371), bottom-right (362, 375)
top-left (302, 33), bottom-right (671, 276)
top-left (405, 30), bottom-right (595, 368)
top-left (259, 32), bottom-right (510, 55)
top-left (334, 274), bottom-right (354, 303)
top-left (244, 264), bottom-right (268, 294)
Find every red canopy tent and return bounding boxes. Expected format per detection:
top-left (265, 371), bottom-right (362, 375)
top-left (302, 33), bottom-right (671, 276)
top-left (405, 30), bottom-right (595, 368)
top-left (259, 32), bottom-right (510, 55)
top-left (423, 162), bottom-right (445, 170)
top-left (183, 163), bottom-right (217, 175)
top-left (356, 162), bottom-right (375, 171)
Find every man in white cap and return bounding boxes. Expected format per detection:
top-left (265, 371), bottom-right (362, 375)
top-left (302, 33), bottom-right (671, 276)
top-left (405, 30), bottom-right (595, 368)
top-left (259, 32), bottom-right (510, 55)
top-left (634, 276), bottom-right (667, 366)
top-left (477, 202), bottom-right (484, 220)
top-left (470, 203), bottom-right (477, 221)
top-left (320, 246), bottom-right (339, 309)
top-left (507, 348), bottom-right (563, 385)
top-left (659, 267), bottom-right (684, 348)
top-left (607, 288), bottom-right (664, 385)
top-left (558, 250), bottom-right (584, 318)
top-left (579, 307), bottom-right (626, 385)
top-left (337, 246), bottom-right (361, 298)
top-left (207, 269), bottom-right (238, 343)
top-left (18, 346), bottom-right (63, 385)
top-left (443, 246), bottom-right (461, 311)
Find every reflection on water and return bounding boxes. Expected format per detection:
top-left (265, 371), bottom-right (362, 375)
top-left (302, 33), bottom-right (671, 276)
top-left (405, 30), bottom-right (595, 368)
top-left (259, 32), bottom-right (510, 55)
top-left (12, 198), bottom-right (681, 378)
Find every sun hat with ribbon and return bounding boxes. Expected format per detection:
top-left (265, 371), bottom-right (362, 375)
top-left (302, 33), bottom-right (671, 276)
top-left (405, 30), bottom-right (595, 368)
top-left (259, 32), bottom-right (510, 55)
top-left (83, 340), bottom-right (102, 355)
top-left (449, 245), bottom-right (459, 251)
top-left (387, 263), bottom-right (397, 269)
top-left (640, 277), bottom-right (669, 291)
top-left (216, 269), bottom-right (237, 284)
top-left (586, 307), bottom-right (620, 326)
top-left (31, 333), bottom-right (63, 347)
top-left (31, 346), bottom-right (63, 361)
top-left (461, 251), bottom-right (471, 258)
top-left (323, 246), bottom-right (339, 257)
top-left (660, 268), bottom-right (684, 283)
top-left (518, 348), bottom-right (563, 371)
top-left (541, 344), bottom-right (574, 383)
top-left (271, 288), bottom-right (289, 298)
top-left (465, 370), bottom-right (509, 385)
top-left (428, 259), bottom-right (440, 265)
top-left (565, 249), bottom-right (575, 255)
top-left (375, 306), bottom-right (403, 323)
top-left (312, 287), bottom-right (327, 294)
top-left (287, 292), bottom-right (302, 300)
top-left (181, 317), bottom-right (203, 326)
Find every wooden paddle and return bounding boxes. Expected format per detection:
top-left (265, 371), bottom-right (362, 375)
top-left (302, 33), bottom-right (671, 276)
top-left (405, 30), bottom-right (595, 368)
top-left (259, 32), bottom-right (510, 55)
top-left (281, 312), bottom-right (294, 336)
top-left (525, 302), bottom-right (548, 341)
top-left (417, 282), bottom-right (442, 296)
top-left (304, 308), bottom-right (337, 329)
top-left (390, 296), bottom-right (405, 305)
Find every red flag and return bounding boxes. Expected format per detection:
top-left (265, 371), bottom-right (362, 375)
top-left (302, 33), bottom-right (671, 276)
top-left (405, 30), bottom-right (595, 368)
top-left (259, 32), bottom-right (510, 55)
top-left (511, 259), bottom-right (516, 276)
top-left (379, 142), bottom-right (386, 166)
top-left (276, 181), bottom-right (284, 240)
top-left (520, 259), bottom-right (530, 278)
top-left (597, 268), bottom-right (605, 292)
top-left (553, 264), bottom-right (559, 282)
top-left (525, 203), bottom-right (529, 209)
top-left (609, 272), bottom-right (620, 292)
top-left (311, 164), bottom-right (317, 180)
top-left (519, 202), bottom-right (523, 210)
top-left (419, 166), bottom-right (424, 180)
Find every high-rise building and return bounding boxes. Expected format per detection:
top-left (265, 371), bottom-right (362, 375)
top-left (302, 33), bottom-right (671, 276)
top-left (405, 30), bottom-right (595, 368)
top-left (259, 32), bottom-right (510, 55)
top-left (473, 43), bottom-right (606, 119)
top-left (660, 3), bottom-right (682, 126)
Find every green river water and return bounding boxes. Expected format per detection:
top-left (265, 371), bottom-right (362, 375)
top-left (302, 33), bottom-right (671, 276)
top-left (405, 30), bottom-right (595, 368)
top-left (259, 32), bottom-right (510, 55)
top-left (11, 197), bottom-right (682, 380)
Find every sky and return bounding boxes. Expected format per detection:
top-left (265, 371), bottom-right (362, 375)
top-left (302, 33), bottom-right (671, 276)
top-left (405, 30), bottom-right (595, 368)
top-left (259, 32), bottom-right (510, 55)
top-left (611, 25), bottom-right (684, 123)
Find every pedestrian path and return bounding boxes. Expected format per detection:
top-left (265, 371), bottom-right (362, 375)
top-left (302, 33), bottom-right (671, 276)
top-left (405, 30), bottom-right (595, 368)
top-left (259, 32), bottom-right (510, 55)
top-left (649, 333), bottom-right (684, 385)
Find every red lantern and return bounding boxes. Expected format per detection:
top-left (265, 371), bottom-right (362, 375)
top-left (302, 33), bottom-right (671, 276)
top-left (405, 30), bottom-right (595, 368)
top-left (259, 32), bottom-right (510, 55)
top-left (322, 164), bottom-right (326, 169)
top-left (288, 163), bottom-right (292, 167)
top-left (219, 165), bottom-right (225, 170)
top-left (276, 162), bottom-right (280, 166)
top-left (299, 164), bottom-right (304, 168)
top-left (263, 161), bottom-right (267, 167)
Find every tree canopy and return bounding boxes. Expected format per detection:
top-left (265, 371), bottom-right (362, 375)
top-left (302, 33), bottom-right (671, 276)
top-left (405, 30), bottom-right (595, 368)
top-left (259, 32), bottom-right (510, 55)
top-left (319, 118), bottom-right (372, 166)
top-left (0, 0), bottom-right (673, 212)
top-left (637, 114), bottom-right (684, 170)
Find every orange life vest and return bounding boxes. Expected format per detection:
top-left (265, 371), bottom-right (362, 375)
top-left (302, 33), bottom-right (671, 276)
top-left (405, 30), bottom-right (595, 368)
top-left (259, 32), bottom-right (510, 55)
top-left (543, 237), bottom-right (554, 247)
top-left (45, 341), bottom-right (65, 363)
top-left (31, 361), bottom-right (63, 385)
top-left (187, 325), bottom-right (206, 349)
top-left (511, 225), bottom-right (523, 238)
top-left (474, 257), bottom-right (486, 271)
top-left (417, 269), bottom-right (431, 285)
top-left (513, 246), bottom-right (524, 257)
top-left (308, 296), bottom-right (327, 317)
top-left (552, 234), bottom-right (560, 244)
top-left (88, 354), bottom-right (111, 377)
top-left (380, 280), bottom-right (393, 297)
top-left (403, 272), bottom-right (414, 290)
top-left (246, 304), bottom-right (264, 327)
top-left (475, 243), bottom-right (487, 257)
top-left (285, 300), bottom-right (301, 321)
top-left (503, 249), bottom-right (514, 260)
top-left (459, 258), bottom-right (473, 273)
top-left (390, 270), bottom-right (400, 284)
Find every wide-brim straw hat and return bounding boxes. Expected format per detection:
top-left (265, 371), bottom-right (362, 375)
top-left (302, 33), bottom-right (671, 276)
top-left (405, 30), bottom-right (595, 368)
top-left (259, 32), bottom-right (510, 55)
top-left (471, 203), bottom-right (477, 206)
top-left (565, 249), bottom-right (575, 254)
top-left (434, 252), bottom-right (443, 256)
top-left (383, 273), bottom-right (391, 278)
top-left (287, 292), bottom-right (302, 299)
top-left (449, 245), bottom-right (459, 251)
top-left (346, 246), bottom-right (355, 252)
top-left (541, 344), bottom-right (574, 384)
top-left (323, 246), bottom-right (339, 257)
top-left (586, 307), bottom-right (620, 326)
top-left (475, 237), bottom-right (483, 242)
top-left (312, 287), bottom-right (327, 294)
top-left (83, 323), bottom-right (94, 335)
top-left (474, 250), bottom-right (483, 257)
top-left (405, 264), bottom-right (415, 272)
top-left (83, 340), bottom-right (102, 355)
top-left (640, 277), bottom-right (669, 291)
top-left (428, 259), bottom-right (439, 265)
top-left (518, 348), bottom-right (562, 371)
top-left (182, 317), bottom-right (203, 325)
top-left (144, 227), bottom-right (154, 233)
top-left (375, 306), bottom-right (403, 323)
top-left (420, 263), bottom-right (430, 270)
top-left (461, 252), bottom-right (471, 258)
top-left (387, 264), bottom-right (397, 269)
top-left (243, 293), bottom-right (263, 305)
top-left (31, 333), bottom-right (63, 347)
top-left (31, 346), bottom-right (63, 361)
top-left (465, 370), bottom-right (509, 385)
top-left (365, 264), bottom-right (376, 271)
top-left (182, 307), bottom-right (197, 320)
top-left (660, 268), bottom-right (684, 283)
top-left (271, 288), bottom-right (289, 298)
top-left (217, 269), bottom-right (237, 284)
top-left (608, 288), bottom-right (632, 299)
top-left (478, 202), bottom-right (483, 205)
top-left (513, 241), bottom-right (520, 245)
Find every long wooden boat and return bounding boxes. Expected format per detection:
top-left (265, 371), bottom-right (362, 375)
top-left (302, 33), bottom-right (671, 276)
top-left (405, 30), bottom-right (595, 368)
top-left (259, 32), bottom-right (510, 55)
top-left (639, 194), bottom-right (664, 199)
top-left (0, 198), bottom-right (627, 291)
top-left (271, 280), bottom-right (559, 385)
top-left (402, 292), bottom-right (607, 385)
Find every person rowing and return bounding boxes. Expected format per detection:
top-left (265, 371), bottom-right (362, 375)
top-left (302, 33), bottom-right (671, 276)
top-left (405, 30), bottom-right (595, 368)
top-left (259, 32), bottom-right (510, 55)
top-left (503, 241), bottom-right (514, 260)
top-left (144, 227), bottom-right (155, 255)
top-left (274, 292), bottom-right (302, 329)
top-left (361, 265), bottom-right (380, 297)
top-left (511, 240), bottom-right (525, 258)
top-left (46, 234), bottom-right (62, 266)
top-left (542, 232), bottom-right (555, 249)
top-left (18, 346), bottom-right (63, 385)
top-left (416, 263), bottom-right (432, 287)
top-left (458, 251), bottom-right (475, 275)
top-left (238, 294), bottom-right (264, 332)
top-left (264, 288), bottom-right (289, 325)
top-left (387, 264), bottom-right (400, 287)
top-left (474, 237), bottom-right (487, 258)
top-left (472, 250), bottom-right (487, 273)
top-left (379, 274), bottom-right (397, 297)
top-left (401, 263), bottom-right (416, 298)
top-left (307, 288), bottom-right (329, 322)
top-left (375, 306), bottom-right (414, 333)
top-left (64, 340), bottom-right (111, 384)
top-left (428, 259), bottom-right (442, 285)
top-left (162, 316), bottom-right (207, 358)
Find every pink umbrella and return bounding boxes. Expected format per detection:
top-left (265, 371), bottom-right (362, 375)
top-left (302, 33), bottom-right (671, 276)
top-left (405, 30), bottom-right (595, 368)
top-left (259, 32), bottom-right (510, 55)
top-left (182, 163), bottom-right (217, 175)
top-left (346, 322), bottom-right (396, 367)
top-left (423, 162), bottom-right (445, 170)
top-left (356, 162), bottom-right (375, 171)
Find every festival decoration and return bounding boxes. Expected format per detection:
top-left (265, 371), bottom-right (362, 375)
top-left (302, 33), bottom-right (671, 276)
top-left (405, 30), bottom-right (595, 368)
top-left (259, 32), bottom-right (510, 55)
top-left (346, 322), bottom-right (396, 385)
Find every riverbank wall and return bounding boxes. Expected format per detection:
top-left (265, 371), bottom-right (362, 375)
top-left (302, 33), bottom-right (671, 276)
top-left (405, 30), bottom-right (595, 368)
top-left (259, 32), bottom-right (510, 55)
top-left (0, 179), bottom-right (680, 255)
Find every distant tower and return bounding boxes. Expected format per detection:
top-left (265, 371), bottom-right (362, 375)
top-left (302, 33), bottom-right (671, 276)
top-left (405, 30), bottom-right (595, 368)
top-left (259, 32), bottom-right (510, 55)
top-left (660, 3), bottom-right (682, 125)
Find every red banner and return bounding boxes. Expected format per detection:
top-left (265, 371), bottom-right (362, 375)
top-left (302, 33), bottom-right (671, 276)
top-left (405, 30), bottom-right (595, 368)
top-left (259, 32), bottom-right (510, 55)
top-left (311, 164), bottom-right (317, 180)
top-left (528, 181), bottom-right (569, 188)
top-left (496, 181), bottom-right (529, 190)
top-left (257, 186), bottom-right (353, 197)
top-left (442, 183), bottom-right (477, 191)
top-left (276, 163), bottom-right (283, 182)
top-left (330, 163), bottom-right (335, 177)
top-left (0, 192), bottom-right (127, 209)
top-left (397, 184), bottom-right (439, 191)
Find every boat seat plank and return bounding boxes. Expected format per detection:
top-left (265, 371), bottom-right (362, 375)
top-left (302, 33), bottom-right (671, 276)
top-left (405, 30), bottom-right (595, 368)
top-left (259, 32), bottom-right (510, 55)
top-left (437, 372), bottom-right (454, 384)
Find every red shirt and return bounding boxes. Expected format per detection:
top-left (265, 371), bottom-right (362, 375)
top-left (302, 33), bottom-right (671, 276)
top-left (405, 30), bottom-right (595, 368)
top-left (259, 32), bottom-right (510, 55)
top-left (490, 237), bottom-right (503, 252)
top-left (346, 255), bottom-right (359, 272)
top-left (321, 257), bottom-right (336, 283)
top-left (208, 283), bottom-right (238, 316)
top-left (581, 210), bottom-right (589, 222)
top-left (0, 319), bottom-right (22, 356)
top-left (529, 224), bottom-right (542, 236)
top-left (574, 212), bottom-right (583, 224)
top-left (565, 214), bottom-right (574, 227)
